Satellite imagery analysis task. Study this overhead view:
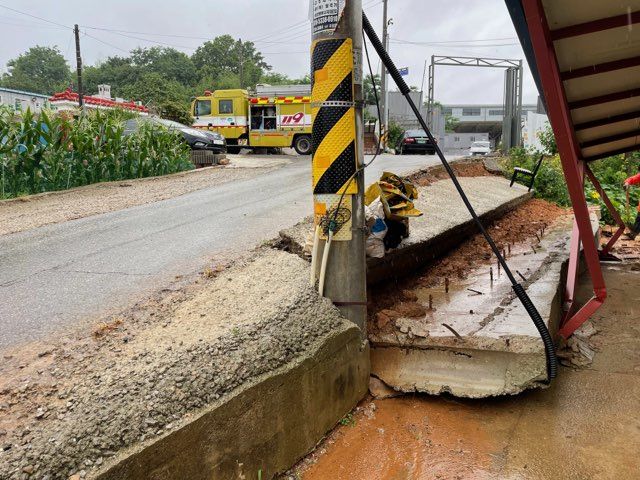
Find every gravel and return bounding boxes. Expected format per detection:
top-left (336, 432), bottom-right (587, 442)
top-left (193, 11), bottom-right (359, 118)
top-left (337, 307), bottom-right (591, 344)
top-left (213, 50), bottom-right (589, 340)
top-left (0, 249), bottom-right (346, 479)
top-left (0, 159), bottom-right (286, 237)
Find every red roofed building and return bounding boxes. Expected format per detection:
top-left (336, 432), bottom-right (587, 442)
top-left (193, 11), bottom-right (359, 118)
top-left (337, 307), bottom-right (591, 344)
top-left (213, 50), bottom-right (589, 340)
top-left (49, 85), bottom-right (149, 115)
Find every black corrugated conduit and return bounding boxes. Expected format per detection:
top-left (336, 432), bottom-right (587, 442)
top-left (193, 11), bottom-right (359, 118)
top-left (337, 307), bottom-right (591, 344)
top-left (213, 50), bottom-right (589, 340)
top-left (362, 12), bottom-right (557, 381)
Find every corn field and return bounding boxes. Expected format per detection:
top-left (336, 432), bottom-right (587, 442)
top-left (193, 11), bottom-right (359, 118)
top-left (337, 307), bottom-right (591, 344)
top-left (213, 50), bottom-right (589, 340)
top-left (0, 107), bottom-right (193, 199)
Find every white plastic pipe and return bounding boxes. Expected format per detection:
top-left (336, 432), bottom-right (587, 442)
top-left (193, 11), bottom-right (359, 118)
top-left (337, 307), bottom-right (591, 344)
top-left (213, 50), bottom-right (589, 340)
top-left (310, 224), bottom-right (321, 286)
top-left (318, 230), bottom-right (334, 297)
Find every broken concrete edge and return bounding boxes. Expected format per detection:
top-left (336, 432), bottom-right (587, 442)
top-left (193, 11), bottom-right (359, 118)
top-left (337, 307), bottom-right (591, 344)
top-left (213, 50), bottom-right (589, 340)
top-left (276, 156), bottom-right (482, 261)
top-left (95, 323), bottom-right (370, 480)
top-left (367, 191), bottom-right (533, 285)
top-left (369, 213), bottom-right (601, 398)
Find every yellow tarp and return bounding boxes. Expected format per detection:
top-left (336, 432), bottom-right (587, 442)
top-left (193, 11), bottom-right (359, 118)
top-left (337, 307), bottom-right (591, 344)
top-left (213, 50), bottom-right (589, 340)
top-left (365, 172), bottom-right (423, 220)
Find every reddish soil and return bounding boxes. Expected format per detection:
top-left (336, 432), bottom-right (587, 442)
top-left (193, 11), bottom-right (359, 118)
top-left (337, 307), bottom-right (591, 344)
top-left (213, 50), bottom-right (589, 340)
top-left (294, 395), bottom-right (499, 480)
top-left (408, 159), bottom-right (496, 187)
top-left (367, 198), bottom-right (567, 334)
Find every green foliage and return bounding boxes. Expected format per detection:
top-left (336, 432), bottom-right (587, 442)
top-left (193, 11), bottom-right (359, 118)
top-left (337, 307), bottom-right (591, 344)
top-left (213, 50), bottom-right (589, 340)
top-left (158, 101), bottom-right (193, 125)
top-left (537, 124), bottom-right (558, 155)
top-left (388, 120), bottom-right (405, 149)
top-left (0, 107), bottom-right (192, 199)
top-left (192, 36), bottom-right (270, 89)
top-left (445, 115), bottom-right (459, 133)
top-left (339, 412), bottom-right (356, 427)
top-left (505, 148), bottom-right (640, 225)
top-left (259, 72), bottom-right (311, 86)
top-left (363, 74), bottom-right (381, 106)
top-left (1, 46), bottom-right (71, 95)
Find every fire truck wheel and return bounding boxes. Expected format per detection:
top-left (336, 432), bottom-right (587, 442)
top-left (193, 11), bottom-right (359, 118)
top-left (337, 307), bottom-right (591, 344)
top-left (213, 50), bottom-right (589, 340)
top-left (293, 135), bottom-right (312, 156)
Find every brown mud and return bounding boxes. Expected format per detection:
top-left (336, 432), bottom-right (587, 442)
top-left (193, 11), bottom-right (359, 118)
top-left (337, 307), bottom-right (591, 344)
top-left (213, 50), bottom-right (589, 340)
top-left (368, 199), bottom-right (567, 335)
top-left (292, 261), bottom-right (640, 480)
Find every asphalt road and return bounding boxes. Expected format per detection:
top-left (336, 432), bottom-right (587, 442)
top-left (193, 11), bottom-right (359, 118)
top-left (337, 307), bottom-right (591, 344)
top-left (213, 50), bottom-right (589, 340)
top-left (0, 153), bottom-right (442, 350)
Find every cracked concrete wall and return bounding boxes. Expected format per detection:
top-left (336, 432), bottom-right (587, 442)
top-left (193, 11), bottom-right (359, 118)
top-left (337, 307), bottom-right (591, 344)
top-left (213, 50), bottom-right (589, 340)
top-left (96, 324), bottom-right (370, 480)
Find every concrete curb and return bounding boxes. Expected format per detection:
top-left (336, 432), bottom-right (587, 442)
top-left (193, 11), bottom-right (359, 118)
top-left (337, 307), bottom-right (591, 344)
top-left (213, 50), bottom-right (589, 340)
top-left (95, 324), bottom-right (369, 480)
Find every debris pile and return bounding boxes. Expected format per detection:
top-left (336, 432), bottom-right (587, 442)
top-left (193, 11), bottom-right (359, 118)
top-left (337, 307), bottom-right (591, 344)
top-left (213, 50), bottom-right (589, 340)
top-left (364, 172), bottom-right (422, 258)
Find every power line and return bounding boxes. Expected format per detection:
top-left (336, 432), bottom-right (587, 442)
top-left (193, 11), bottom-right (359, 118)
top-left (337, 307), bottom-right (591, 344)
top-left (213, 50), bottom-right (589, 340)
top-left (0, 3), bottom-right (69, 29)
top-left (0, 19), bottom-right (67, 30)
top-left (83, 31), bottom-right (130, 54)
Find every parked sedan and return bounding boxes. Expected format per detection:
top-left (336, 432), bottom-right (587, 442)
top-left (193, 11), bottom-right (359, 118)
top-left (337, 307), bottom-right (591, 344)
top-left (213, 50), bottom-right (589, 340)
top-left (397, 129), bottom-right (436, 155)
top-left (124, 117), bottom-right (227, 153)
top-left (469, 141), bottom-right (491, 156)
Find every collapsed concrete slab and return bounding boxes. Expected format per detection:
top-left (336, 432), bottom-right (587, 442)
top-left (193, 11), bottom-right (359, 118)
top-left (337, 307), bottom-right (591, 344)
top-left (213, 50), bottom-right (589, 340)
top-left (370, 213), bottom-right (600, 398)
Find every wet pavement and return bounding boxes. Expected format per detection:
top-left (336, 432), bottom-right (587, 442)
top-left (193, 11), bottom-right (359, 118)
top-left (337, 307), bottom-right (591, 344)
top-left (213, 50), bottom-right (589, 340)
top-left (297, 263), bottom-right (640, 479)
top-left (0, 152), bottom-right (441, 351)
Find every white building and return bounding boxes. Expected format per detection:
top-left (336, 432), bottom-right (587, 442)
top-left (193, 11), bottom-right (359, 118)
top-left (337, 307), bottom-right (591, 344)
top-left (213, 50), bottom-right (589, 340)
top-left (0, 87), bottom-right (51, 113)
top-left (442, 104), bottom-right (538, 124)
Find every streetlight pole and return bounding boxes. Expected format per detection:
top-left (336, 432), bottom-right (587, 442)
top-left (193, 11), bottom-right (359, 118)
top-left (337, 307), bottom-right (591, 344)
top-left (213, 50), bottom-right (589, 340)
top-left (310, 0), bottom-right (366, 331)
top-left (380, 0), bottom-right (388, 150)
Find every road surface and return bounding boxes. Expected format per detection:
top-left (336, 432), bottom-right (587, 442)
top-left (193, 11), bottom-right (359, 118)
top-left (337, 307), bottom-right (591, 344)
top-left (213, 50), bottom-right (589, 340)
top-left (0, 153), bottom-right (443, 350)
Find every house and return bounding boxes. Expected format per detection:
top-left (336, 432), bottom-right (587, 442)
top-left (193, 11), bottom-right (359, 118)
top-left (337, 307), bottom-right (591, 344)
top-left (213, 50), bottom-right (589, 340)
top-left (0, 87), bottom-right (51, 112)
top-left (49, 85), bottom-right (149, 115)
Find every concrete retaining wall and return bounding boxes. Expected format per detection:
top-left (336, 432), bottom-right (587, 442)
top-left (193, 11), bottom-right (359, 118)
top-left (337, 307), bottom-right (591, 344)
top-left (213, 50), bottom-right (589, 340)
top-left (96, 324), bottom-right (369, 480)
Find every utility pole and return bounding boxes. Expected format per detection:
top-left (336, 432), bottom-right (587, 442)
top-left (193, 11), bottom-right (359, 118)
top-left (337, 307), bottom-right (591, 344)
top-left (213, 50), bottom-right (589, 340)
top-left (310, 0), bottom-right (366, 331)
top-left (380, 0), bottom-right (388, 150)
top-left (238, 39), bottom-right (244, 89)
top-left (74, 24), bottom-right (83, 108)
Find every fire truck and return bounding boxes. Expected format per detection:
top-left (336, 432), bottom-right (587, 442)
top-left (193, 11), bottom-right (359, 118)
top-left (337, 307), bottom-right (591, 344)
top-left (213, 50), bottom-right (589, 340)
top-left (191, 84), bottom-right (312, 155)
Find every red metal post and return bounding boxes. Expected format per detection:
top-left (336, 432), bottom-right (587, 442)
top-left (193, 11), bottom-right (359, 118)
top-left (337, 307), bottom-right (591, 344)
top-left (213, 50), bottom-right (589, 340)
top-left (522, 0), bottom-right (607, 338)
top-left (584, 164), bottom-right (625, 257)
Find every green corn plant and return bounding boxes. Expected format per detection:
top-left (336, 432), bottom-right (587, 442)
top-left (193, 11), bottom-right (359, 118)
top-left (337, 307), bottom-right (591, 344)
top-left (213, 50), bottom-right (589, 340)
top-left (0, 108), bottom-right (192, 199)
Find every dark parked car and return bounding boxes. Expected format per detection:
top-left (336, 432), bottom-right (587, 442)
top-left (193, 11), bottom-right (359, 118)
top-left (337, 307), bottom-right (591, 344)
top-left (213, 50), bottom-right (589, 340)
top-left (397, 129), bottom-right (436, 155)
top-left (124, 117), bottom-right (227, 153)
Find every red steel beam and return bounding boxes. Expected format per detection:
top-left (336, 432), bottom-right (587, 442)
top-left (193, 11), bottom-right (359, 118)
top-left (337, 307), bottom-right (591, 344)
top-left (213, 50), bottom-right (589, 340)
top-left (561, 56), bottom-right (640, 81)
top-left (568, 87), bottom-right (640, 110)
top-left (574, 110), bottom-right (640, 131)
top-left (579, 128), bottom-right (640, 148)
top-left (585, 164), bottom-right (625, 257)
top-left (551, 11), bottom-right (640, 41)
top-left (522, 0), bottom-right (607, 338)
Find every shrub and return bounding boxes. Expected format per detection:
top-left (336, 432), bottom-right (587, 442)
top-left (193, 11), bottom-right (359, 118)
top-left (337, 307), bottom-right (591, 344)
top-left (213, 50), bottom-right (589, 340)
top-left (388, 120), bottom-right (404, 150)
top-left (504, 147), bottom-right (640, 225)
top-left (0, 107), bottom-right (192, 199)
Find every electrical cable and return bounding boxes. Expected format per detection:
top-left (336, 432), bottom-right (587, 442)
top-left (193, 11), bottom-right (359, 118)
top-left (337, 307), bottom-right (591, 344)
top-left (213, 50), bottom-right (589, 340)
top-left (362, 12), bottom-right (557, 381)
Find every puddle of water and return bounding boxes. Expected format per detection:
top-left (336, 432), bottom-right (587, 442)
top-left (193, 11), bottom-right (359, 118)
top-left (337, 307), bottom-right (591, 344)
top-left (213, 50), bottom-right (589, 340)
top-left (300, 396), bottom-right (522, 480)
top-left (400, 243), bottom-right (554, 339)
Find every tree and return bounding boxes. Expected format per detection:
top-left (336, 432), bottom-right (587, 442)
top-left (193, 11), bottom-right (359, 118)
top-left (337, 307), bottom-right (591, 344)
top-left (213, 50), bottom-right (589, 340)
top-left (192, 35), bottom-right (271, 89)
top-left (363, 74), bottom-right (381, 106)
top-left (260, 72), bottom-right (292, 85)
top-left (83, 55), bottom-right (141, 97)
top-left (537, 124), bottom-right (558, 155)
top-left (1, 46), bottom-right (71, 95)
top-left (130, 47), bottom-right (196, 86)
top-left (445, 115), bottom-right (459, 133)
top-left (119, 72), bottom-right (192, 123)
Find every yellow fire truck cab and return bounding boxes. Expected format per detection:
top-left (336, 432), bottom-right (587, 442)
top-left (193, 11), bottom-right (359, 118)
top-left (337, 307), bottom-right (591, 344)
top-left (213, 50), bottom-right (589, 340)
top-left (191, 85), bottom-right (312, 155)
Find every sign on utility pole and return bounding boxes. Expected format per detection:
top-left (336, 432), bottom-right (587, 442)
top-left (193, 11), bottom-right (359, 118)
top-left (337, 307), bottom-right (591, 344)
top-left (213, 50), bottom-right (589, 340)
top-left (310, 0), bottom-right (366, 331)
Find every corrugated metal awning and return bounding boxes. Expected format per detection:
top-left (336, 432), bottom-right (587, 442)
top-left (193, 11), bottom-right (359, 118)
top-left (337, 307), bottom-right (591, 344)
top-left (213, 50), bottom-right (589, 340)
top-left (507, 0), bottom-right (640, 161)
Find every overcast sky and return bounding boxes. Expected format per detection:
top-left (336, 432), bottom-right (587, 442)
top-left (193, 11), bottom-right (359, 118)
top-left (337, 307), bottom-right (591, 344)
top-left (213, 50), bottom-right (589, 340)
top-left (0, 0), bottom-right (539, 105)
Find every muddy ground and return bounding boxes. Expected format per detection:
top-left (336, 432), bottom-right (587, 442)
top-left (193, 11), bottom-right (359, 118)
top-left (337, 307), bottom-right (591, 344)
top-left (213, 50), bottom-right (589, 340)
top-left (0, 156), bottom-right (287, 236)
top-left (367, 198), bottom-right (567, 335)
top-left (290, 257), bottom-right (640, 480)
